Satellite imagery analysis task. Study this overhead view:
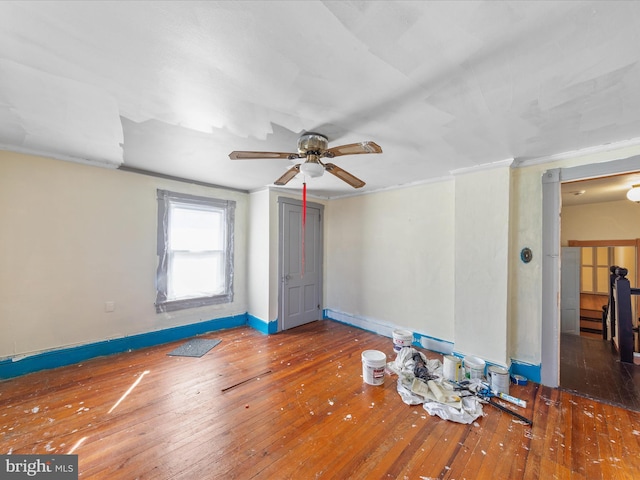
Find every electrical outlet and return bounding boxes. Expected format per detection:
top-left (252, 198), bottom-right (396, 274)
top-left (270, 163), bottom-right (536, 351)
top-left (105, 301), bottom-right (115, 313)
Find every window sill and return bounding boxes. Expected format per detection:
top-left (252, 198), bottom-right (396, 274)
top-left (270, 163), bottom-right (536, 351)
top-left (155, 293), bottom-right (233, 313)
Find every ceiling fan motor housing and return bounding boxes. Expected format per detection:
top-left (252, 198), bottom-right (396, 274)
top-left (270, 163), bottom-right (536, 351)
top-left (297, 133), bottom-right (328, 155)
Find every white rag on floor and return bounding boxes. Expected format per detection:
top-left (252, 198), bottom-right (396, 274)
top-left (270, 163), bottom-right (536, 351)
top-left (387, 347), bottom-right (484, 424)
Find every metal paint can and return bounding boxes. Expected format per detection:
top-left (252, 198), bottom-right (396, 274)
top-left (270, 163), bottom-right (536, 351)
top-left (488, 365), bottom-right (510, 394)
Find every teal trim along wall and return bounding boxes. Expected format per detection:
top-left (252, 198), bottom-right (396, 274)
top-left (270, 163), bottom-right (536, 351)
top-left (1, 312), bottom-right (540, 383)
top-left (0, 314), bottom-right (248, 380)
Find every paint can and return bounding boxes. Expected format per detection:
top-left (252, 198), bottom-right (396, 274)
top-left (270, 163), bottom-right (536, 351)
top-left (361, 350), bottom-right (386, 386)
top-left (392, 329), bottom-right (413, 353)
top-left (443, 355), bottom-right (462, 382)
top-left (488, 366), bottom-right (510, 394)
top-left (463, 355), bottom-right (485, 380)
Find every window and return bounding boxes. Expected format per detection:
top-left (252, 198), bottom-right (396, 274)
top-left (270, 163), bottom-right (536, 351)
top-left (156, 189), bottom-right (235, 313)
top-left (580, 246), bottom-right (612, 294)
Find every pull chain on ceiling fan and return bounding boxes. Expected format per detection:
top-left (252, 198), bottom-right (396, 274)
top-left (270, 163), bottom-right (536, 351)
top-left (228, 132), bottom-right (382, 188)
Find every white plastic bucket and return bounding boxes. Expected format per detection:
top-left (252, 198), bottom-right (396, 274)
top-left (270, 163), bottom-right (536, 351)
top-left (488, 366), bottom-right (510, 394)
top-left (361, 350), bottom-right (386, 386)
top-left (464, 355), bottom-right (486, 380)
top-left (443, 355), bottom-right (462, 382)
top-left (392, 329), bottom-right (413, 352)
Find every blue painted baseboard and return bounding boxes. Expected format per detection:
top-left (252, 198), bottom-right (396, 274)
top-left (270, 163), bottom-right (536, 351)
top-left (323, 308), bottom-right (542, 383)
top-left (1, 310), bottom-right (543, 385)
top-left (509, 360), bottom-right (541, 383)
top-left (0, 314), bottom-right (248, 380)
top-left (248, 314), bottom-right (278, 334)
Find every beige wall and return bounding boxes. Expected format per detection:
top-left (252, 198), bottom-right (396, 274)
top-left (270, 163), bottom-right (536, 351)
top-left (454, 165), bottom-right (511, 365)
top-left (5, 141), bottom-right (640, 371)
top-left (562, 200), bottom-right (640, 244)
top-left (325, 180), bottom-right (456, 343)
top-left (323, 142), bottom-right (640, 371)
top-left (0, 151), bottom-right (248, 358)
top-left (248, 189), bottom-right (270, 321)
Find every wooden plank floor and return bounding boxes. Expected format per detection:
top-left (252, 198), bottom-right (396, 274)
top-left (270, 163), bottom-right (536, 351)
top-left (2, 319), bottom-right (640, 479)
top-left (560, 333), bottom-right (640, 411)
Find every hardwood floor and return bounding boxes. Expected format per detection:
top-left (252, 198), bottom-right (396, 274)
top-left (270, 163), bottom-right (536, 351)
top-left (2, 320), bottom-right (640, 479)
top-left (561, 333), bottom-right (640, 411)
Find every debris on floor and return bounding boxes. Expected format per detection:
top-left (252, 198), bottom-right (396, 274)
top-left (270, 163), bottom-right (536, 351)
top-left (387, 347), bottom-right (533, 426)
top-left (387, 347), bottom-right (484, 424)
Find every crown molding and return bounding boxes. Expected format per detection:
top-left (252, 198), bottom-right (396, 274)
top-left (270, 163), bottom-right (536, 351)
top-left (450, 158), bottom-right (514, 176)
top-left (513, 137), bottom-right (640, 168)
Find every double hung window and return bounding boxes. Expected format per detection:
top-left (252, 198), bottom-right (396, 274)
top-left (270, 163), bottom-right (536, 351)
top-left (156, 190), bottom-right (234, 313)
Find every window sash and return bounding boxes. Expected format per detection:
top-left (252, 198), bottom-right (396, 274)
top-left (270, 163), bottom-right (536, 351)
top-left (168, 251), bottom-right (225, 300)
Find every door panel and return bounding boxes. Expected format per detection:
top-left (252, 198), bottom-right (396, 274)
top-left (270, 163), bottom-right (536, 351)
top-left (280, 199), bottom-right (323, 330)
top-left (561, 247), bottom-right (581, 335)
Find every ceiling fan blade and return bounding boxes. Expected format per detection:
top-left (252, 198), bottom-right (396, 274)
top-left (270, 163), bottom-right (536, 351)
top-left (324, 141), bottom-right (382, 158)
top-left (274, 164), bottom-right (301, 186)
top-left (229, 151), bottom-right (298, 160)
top-left (324, 163), bottom-right (365, 188)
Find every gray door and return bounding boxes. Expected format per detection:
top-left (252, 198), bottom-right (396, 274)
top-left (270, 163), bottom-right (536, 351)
top-left (561, 247), bottom-right (581, 335)
top-left (279, 198), bottom-right (323, 330)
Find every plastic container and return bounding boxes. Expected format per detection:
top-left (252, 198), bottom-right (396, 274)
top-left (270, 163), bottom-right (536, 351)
top-left (464, 355), bottom-right (486, 380)
top-left (361, 350), bottom-right (386, 386)
top-left (443, 355), bottom-right (462, 382)
top-left (392, 329), bottom-right (413, 352)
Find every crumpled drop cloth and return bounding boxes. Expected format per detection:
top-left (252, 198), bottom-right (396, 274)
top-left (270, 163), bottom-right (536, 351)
top-left (388, 347), bottom-right (484, 424)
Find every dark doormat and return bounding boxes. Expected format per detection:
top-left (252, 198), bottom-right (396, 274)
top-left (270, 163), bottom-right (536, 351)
top-left (167, 338), bottom-right (222, 357)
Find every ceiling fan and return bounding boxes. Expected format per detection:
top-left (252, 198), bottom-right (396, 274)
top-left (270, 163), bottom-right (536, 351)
top-left (229, 132), bottom-right (382, 188)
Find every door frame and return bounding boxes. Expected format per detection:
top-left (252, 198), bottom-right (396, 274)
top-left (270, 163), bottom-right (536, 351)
top-left (277, 196), bottom-right (324, 332)
top-left (541, 154), bottom-right (640, 386)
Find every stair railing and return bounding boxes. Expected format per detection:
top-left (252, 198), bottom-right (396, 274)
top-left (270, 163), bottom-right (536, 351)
top-left (610, 266), bottom-right (637, 364)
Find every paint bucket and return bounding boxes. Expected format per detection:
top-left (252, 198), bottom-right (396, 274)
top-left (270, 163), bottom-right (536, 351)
top-left (488, 366), bottom-right (510, 394)
top-left (443, 355), bottom-right (462, 382)
top-left (392, 329), bottom-right (413, 352)
top-left (463, 355), bottom-right (486, 380)
top-left (361, 350), bottom-right (387, 386)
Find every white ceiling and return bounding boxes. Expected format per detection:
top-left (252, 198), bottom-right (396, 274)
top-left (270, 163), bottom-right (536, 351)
top-left (561, 172), bottom-right (640, 207)
top-left (2, 1), bottom-right (640, 198)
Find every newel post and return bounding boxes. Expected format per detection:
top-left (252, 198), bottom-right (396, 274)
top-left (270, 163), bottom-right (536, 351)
top-left (614, 267), bottom-right (634, 364)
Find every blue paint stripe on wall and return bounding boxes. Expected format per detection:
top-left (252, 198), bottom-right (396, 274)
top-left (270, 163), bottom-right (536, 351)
top-left (324, 308), bottom-right (542, 384)
top-left (0, 314), bottom-right (248, 380)
top-left (248, 314), bottom-right (278, 334)
top-left (509, 360), bottom-right (541, 383)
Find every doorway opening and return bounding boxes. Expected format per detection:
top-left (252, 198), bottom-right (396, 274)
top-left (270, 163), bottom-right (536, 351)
top-left (542, 157), bottom-right (640, 409)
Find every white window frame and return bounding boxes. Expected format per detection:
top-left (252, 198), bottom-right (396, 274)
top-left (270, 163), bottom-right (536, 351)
top-left (155, 189), bottom-right (235, 313)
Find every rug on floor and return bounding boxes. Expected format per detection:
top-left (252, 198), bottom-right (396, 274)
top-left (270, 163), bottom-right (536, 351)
top-left (167, 338), bottom-right (222, 357)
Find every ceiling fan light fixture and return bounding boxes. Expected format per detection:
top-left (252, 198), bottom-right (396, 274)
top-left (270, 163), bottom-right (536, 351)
top-left (230, 132), bottom-right (380, 187)
top-left (627, 185), bottom-right (640, 203)
top-left (299, 160), bottom-right (324, 178)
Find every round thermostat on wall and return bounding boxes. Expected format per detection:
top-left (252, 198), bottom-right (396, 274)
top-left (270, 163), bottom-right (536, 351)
top-left (520, 247), bottom-right (532, 263)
